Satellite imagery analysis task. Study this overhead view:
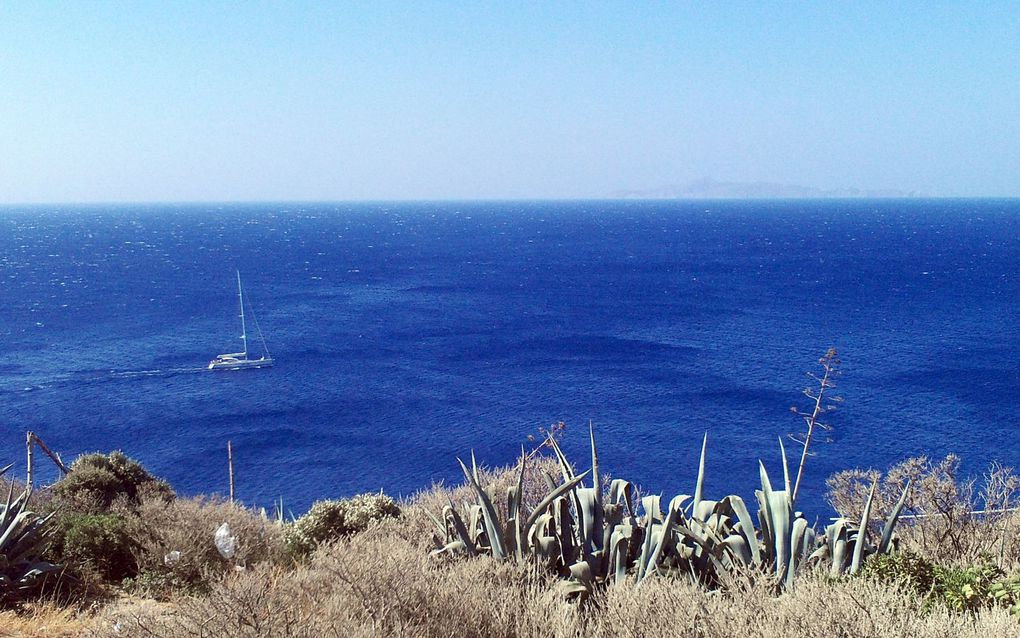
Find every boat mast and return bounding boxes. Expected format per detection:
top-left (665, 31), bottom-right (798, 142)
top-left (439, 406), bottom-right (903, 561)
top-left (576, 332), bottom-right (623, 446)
top-left (237, 270), bottom-right (248, 358)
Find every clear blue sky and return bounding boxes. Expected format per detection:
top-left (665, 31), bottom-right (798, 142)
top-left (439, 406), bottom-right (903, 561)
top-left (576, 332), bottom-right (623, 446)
top-left (1, 2), bottom-right (1018, 202)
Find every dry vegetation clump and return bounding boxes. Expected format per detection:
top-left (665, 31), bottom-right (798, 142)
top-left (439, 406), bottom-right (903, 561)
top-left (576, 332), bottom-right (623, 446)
top-left (827, 455), bottom-right (1020, 565)
top-left (93, 517), bottom-right (568, 638)
top-left (122, 494), bottom-right (289, 599)
top-left (89, 522), bottom-right (1020, 638)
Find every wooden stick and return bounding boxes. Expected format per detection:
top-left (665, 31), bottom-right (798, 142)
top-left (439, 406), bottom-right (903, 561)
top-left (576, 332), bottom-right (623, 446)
top-left (30, 433), bottom-right (69, 474)
top-left (26, 431), bottom-right (33, 492)
top-left (228, 440), bottom-right (235, 503)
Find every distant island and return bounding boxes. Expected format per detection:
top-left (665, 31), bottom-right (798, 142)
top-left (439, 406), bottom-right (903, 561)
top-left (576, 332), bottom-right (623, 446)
top-left (609, 177), bottom-right (925, 199)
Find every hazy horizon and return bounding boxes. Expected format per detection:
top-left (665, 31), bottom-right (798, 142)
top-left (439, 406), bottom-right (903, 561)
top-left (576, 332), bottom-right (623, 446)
top-left (2, 3), bottom-right (1018, 203)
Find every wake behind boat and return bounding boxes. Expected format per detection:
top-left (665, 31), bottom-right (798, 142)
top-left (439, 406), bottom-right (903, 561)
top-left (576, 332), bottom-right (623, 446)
top-left (209, 271), bottom-right (273, 371)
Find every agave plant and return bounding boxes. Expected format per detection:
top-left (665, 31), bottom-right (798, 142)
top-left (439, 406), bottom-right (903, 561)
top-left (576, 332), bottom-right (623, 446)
top-left (809, 476), bottom-right (911, 577)
top-left (0, 464), bottom-right (60, 604)
top-left (429, 427), bottom-right (910, 596)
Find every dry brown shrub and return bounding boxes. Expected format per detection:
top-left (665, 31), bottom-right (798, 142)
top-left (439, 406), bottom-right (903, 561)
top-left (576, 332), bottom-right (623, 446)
top-left (89, 542), bottom-right (1020, 638)
top-left (827, 455), bottom-right (1020, 565)
top-left (122, 494), bottom-right (288, 597)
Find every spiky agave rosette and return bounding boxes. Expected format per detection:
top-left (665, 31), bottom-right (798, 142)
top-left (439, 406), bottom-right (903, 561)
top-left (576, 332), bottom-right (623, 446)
top-left (0, 464), bottom-right (61, 604)
top-left (429, 426), bottom-right (911, 596)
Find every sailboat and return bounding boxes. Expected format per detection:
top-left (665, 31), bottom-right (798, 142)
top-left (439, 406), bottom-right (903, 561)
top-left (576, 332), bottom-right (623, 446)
top-left (208, 271), bottom-right (274, 371)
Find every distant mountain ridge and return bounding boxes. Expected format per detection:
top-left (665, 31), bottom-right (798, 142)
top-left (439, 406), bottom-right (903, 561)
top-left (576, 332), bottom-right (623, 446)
top-left (608, 178), bottom-right (923, 199)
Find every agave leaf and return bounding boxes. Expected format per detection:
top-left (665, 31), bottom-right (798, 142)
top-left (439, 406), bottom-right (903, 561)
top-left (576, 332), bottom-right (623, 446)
top-left (786, 516), bottom-right (809, 590)
top-left (693, 433), bottom-right (708, 511)
top-left (635, 495), bottom-right (662, 581)
top-left (779, 437), bottom-right (791, 496)
top-left (541, 471), bottom-right (558, 492)
top-left (1, 490), bottom-right (28, 533)
top-left (0, 479), bottom-right (16, 530)
top-left (609, 525), bottom-right (632, 584)
top-left (757, 464), bottom-right (776, 559)
top-left (510, 446), bottom-right (527, 559)
top-left (721, 534), bottom-right (752, 565)
top-left (609, 479), bottom-right (636, 520)
top-left (850, 481), bottom-right (877, 574)
top-left (693, 499), bottom-right (717, 523)
top-left (759, 462), bottom-right (792, 582)
top-left (589, 420), bottom-right (601, 505)
top-left (546, 436), bottom-right (575, 483)
top-left (769, 490), bottom-right (792, 583)
top-left (576, 487), bottom-right (599, 562)
top-left (444, 502), bottom-right (477, 556)
top-left (721, 495), bottom-right (760, 565)
top-left (432, 539), bottom-right (468, 556)
top-left (424, 508), bottom-right (447, 538)
top-left (535, 535), bottom-right (561, 566)
top-left (568, 560), bottom-right (594, 592)
top-left (546, 436), bottom-right (586, 539)
top-left (0, 510), bottom-right (31, 550)
top-left (879, 479), bottom-right (911, 554)
top-left (829, 519), bottom-right (850, 576)
top-left (457, 457), bottom-right (508, 560)
top-left (639, 494), bottom-right (688, 584)
top-left (522, 470), bottom-right (590, 544)
top-left (555, 497), bottom-right (577, 567)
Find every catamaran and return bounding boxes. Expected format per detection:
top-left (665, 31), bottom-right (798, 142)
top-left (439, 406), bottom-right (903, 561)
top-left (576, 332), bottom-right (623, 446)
top-left (208, 271), bottom-right (274, 371)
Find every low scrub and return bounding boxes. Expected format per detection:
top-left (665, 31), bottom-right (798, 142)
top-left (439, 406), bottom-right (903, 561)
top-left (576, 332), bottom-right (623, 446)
top-left (123, 495), bottom-right (288, 599)
top-left (286, 492), bottom-right (401, 558)
top-left (864, 552), bottom-right (1020, 617)
top-left (93, 520), bottom-right (1020, 638)
top-left (53, 451), bottom-right (173, 511)
top-left (49, 513), bottom-right (137, 583)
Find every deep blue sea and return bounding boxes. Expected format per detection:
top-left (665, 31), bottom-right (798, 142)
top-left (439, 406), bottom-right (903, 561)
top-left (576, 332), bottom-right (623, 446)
top-left (2, 200), bottom-right (1018, 516)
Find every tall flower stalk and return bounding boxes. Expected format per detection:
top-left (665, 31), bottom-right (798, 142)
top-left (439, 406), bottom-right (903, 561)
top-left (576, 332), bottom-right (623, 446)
top-left (790, 348), bottom-right (841, 507)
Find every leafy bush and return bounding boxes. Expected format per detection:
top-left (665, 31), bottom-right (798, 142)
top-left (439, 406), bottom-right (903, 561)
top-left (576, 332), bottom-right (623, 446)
top-left (287, 493), bottom-right (401, 557)
top-left (53, 451), bottom-right (174, 510)
top-left (861, 551), bottom-right (937, 594)
top-left (862, 552), bottom-right (1020, 617)
top-left (50, 513), bottom-right (137, 583)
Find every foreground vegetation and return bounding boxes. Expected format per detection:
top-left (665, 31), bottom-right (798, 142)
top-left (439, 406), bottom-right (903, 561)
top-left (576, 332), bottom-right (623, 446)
top-left (3, 352), bottom-right (1020, 636)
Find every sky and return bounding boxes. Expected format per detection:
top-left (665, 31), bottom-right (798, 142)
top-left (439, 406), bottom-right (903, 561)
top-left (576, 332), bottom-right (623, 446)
top-left (1, 2), bottom-right (1018, 203)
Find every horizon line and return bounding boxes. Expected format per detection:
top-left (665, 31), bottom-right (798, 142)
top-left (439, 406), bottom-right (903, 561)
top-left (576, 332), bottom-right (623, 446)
top-left (3, 195), bottom-right (1020, 207)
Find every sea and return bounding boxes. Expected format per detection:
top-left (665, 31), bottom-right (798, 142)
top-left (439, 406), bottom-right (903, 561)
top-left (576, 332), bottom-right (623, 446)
top-left (1, 199), bottom-right (1018, 517)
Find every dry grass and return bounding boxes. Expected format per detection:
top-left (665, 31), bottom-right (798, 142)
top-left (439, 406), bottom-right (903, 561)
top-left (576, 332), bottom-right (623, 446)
top-left (0, 602), bottom-right (93, 637)
top-left (88, 515), bottom-right (1020, 638)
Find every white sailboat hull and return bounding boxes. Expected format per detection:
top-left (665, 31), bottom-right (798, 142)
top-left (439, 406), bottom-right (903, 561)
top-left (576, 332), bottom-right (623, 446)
top-left (208, 355), bottom-right (274, 371)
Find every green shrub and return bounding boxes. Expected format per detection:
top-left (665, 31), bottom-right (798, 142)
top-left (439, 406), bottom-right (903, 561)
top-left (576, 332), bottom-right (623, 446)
top-left (862, 552), bottom-right (1020, 617)
top-left (53, 451), bottom-right (174, 510)
top-left (50, 513), bottom-right (137, 583)
top-left (932, 561), bottom-right (1005, 614)
top-left (287, 493), bottom-right (401, 557)
top-left (861, 551), bottom-right (937, 594)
